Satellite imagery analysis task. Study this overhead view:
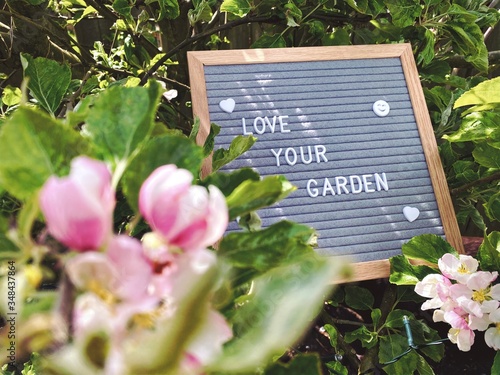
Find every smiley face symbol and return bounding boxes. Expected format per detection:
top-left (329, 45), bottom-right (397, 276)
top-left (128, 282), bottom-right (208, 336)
top-left (373, 100), bottom-right (390, 117)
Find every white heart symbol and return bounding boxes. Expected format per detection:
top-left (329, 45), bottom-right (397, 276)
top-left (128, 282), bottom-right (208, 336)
top-left (403, 206), bottom-right (420, 223)
top-left (219, 98), bottom-right (235, 113)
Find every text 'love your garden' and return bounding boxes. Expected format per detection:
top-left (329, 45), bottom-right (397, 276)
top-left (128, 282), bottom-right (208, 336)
top-left (219, 99), bottom-right (391, 199)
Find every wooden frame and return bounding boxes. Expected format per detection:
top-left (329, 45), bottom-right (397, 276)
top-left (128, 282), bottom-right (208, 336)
top-left (188, 44), bottom-right (463, 282)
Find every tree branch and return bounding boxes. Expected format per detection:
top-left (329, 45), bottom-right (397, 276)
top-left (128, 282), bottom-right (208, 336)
top-left (451, 171), bottom-right (500, 196)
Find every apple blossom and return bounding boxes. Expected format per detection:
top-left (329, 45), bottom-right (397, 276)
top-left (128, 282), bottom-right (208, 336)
top-left (39, 156), bottom-right (115, 251)
top-left (485, 307), bottom-right (500, 350)
top-left (415, 273), bottom-right (452, 310)
top-left (139, 165), bottom-right (228, 250)
top-left (438, 253), bottom-right (478, 284)
top-left (444, 310), bottom-right (475, 351)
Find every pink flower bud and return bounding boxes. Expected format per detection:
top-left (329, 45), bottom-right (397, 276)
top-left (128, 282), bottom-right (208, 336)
top-left (139, 165), bottom-right (228, 250)
top-left (39, 156), bottom-right (115, 251)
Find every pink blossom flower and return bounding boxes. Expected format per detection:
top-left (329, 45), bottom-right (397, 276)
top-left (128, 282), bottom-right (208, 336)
top-left (485, 307), bottom-right (500, 350)
top-left (39, 156), bottom-right (115, 251)
top-left (415, 273), bottom-right (452, 310)
top-left (66, 235), bottom-right (153, 304)
top-left (444, 310), bottom-right (475, 351)
top-left (182, 309), bottom-right (233, 371)
top-left (139, 165), bottom-right (228, 250)
top-left (449, 271), bottom-right (500, 318)
top-left (438, 253), bottom-right (478, 284)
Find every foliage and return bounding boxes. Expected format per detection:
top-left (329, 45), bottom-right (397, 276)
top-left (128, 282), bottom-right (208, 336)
top-left (1, 0), bottom-right (500, 374)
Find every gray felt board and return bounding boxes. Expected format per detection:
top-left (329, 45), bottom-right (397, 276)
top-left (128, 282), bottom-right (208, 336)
top-left (204, 57), bottom-right (444, 263)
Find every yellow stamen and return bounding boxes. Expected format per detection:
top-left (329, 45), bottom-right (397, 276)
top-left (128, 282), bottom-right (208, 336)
top-left (87, 280), bottom-right (117, 305)
top-left (457, 264), bottom-right (469, 274)
top-left (472, 289), bottom-right (489, 303)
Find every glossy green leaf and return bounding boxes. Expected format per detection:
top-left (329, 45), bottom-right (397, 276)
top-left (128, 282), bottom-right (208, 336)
top-left (386, 0), bottom-right (422, 28)
top-left (122, 134), bottom-right (203, 212)
top-left (384, 309), bottom-right (413, 329)
top-left (379, 334), bottom-right (417, 375)
top-left (20, 54), bottom-right (72, 116)
top-left (322, 28), bottom-right (351, 46)
top-left (219, 221), bottom-right (315, 274)
top-left (345, 0), bottom-right (385, 16)
top-left (443, 112), bottom-right (500, 143)
top-left (113, 0), bottom-right (133, 19)
top-left (145, 0), bottom-right (180, 20)
top-left (1, 86), bottom-right (22, 107)
top-left (201, 168), bottom-right (260, 197)
top-left (220, 0), bottom-right (252, 17)
top-left (251, 34), bottom-right (287, 48)
top-left (401, 234), bottom-right (458, 264)
top-left (345, 325), bottom-right (378, 349)
top-left (492, 351), bottom-right (500, 375)
top-left (484, 192), bottom-right (500, 221)
top-left (344, 285), bottom-right (374, 310)
top-left (263, 354), bottom-right (322, 375)
top-left (326, 361), bottom-right (349, 375)
top-left (324, 324), bottom-right (338, 348)
top-left (477, 231), bottom-right (500, 272)
top-left (85, 82), bottom-right (162, 165)
top-left (389, 255), bottom-right (438, 285)
top-left (212, 135), bottom-right (256, 172)
top-left (454, 77), bottom-right (500, 108)
top-left (209, 254), bottom-right (341, 372)
top-left (0, 107), bottom-right (89, 200)
top-left (226, 175), bottom-right (295, 220)
top-left (284, 3), bottom-right (302, 27)
top-left (473, 142), bottom-right (500, 169)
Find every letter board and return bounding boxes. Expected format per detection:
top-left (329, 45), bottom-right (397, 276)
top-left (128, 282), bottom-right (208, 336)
top-left (188, 44), bottom-right (463, 281)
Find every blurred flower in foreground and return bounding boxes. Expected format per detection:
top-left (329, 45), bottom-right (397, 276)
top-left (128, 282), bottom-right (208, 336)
top-left (39, 156), bottom-right (115, 251)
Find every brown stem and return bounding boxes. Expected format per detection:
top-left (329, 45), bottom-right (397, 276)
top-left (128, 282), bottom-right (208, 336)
top-left (450, 171), bottom-right (500, 195)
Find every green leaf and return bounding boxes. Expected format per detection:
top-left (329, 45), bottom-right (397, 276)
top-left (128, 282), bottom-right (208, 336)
top-left (219, 221), bottom-right (316, 274)
top-left (20, 54), bottom-right (72, 116)
top-left (492, 351), bottom-right (500, 375)
top-left (345, 325), bottom-right (378, 349)
top-left (443, 18), bottom-right (488, 73)
top-left (145, 0), bottom-right (180, 20)
top-left (344, 285), bottom-right (374, 310)
top-left (323, 324), bottom-right (338, 348)
top-left (322, 28), bottom-right (351, 46)
top-left (212, 135), bottom-right (256, 172)
top-left (415, 352), bottom-right (435, 375)
top-left (385, 309), bottom-right (413, 329)
top-left (379, 334), bottom-right (417, 375)
top-left (201, 168), bottom-right (260, 197)
top-left (345, 0), bottom-right (385, 16)
top-left (220, 0), bottom-right (252, 17)
top-left (202, 123), bottom-right (220, 157)
top-left (443, 112), bottom-right (500, 143)
top-left (454, 77), bottom-right (500, 108)
top-left (401, 234), bottom-right (458, 264)
top-left (372, 308), bottom-right (382, 329)
top-left (473, 142), bottom-right (500, 169)
top-left (113, 0), bottom-right (133, 20)
top-left (477, 231), bottom-right (500, 272)
top-left (251, 34), bottom-right (287, 49)
top-left (0, 107), bottom-right (90, 200)
top-left (209, 254), bottom-right (341, 372)
top-left (263, 354), bottom-right (323, 375)
top-left (325, 361), bottom-right (349, 375)
top-left (284, 3), bottom-right (302, 27)
top-left (389, 255), bottom-right (437, 285)
top-left (1, 86), bottom-right (22, 107)
top-left (386, 0), bottom-right (422, 28)
top-left (122, 134), bottom-right (203, 212)
top-left (85, 82), bottom-right (162, 166)
top-left (483, 192), bottom-right (500, 221)
top-left (226, 175), bottom-right (295, 220)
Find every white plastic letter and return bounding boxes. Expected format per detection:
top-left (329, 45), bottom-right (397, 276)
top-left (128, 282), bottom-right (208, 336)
top-left (253, 117), bottom-right (266, 135)
top-left (279, 115), bottom-right (290, 133)
top-left (314, 145), bottom-right (328, 163)
top-left (362, 174), bottom-right (375, 193)
top-left (349, 175), bottom-right (363, 194)
top-left (375, 173), bottom-right (389, 191)
top-left (306, 179), bottom-right (319, 198)
top-left (322, 178), bottom-right (335, 196)
top-left (335, 176), bottom-right (349, 195)
top-left (285, 147), bottom-right (298, 166)
top-left (271, 148), bottom-right (282, 167)
top-left (241, 118), bottom-right (253, 135)
top-left (300, 146), bottom-right (313, 164)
